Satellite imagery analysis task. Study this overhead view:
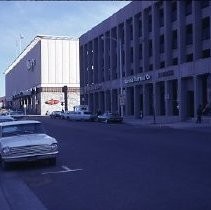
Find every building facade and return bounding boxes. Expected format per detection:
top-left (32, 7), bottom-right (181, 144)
top-left (79, 0), bottom-right (211, 122)
top-left (5, 35), bottom-right (80, 115)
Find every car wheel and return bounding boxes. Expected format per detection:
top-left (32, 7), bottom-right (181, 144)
top-left (1, 160), bottom-right (9, 170)
top-left (49, 158), bottom-right (56, 166)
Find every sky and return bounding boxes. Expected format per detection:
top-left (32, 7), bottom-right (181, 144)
top-left (0, 1), bottom-right (130, 97)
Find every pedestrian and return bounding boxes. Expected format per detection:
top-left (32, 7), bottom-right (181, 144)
top-left (139, 110), bottom-right (143, 119)
top-left (196, 104), bottom-right (202, 123)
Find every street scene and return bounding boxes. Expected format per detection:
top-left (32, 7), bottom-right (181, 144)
top-left (0, 117), bottom-right (211, 210)
top-left (0, 1), bottom-right (211, 210)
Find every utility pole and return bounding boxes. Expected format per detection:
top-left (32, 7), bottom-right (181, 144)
top-left (62, 86), bottom-right (68, 111)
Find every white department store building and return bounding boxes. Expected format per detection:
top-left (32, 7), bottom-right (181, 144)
top-left (5, 35), bottom-right (80, 115)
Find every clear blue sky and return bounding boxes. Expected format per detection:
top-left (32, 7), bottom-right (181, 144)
top-left (0, 1), bottom-right (130, 97)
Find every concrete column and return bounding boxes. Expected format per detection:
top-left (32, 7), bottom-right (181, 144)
top-left (178, 78), bottom-right (186, 121)
top-left (193, 1), bottom-right (201, 60)
top-left (152, 2), bottom-right (159, 70)
top-left (164, 1), bottom-right (172, 66)
top-left (207, 74), bottom-right (211, 104)
top-left (142, 9), bottom-right (148, 72)
top-left (134, 85), bottom-right (141, 118)
top-left (111, 89), bottom-right (115, 113)
top-left (133, 14), bottom-right (139, 74)
top-left (194, 76), bottom-right (203, 117)
top-left (125, 87), bottom-right (130, 116)
top-left (153, 82), bottom-right (159, 116)
top-left (143, 84), bottom-right (150, 115)
top-left (165, 80), bottom-right (171, 116)
top-left (178, 1), bottom-right (186, 64)
top-left (88, 93), bottom-right (92, 112)
top-left (125, 20), bottom-right (130, 77)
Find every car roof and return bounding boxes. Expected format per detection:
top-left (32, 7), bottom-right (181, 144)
top-left (0, 120), bottom-right (41, 127)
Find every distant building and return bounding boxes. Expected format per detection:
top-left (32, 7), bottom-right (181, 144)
top-left (5, 35), bottom-right (80, 115)
top-left (0, 96), bottom-right (5, 109)
top-left (79, 0), bottom-right (211, 121)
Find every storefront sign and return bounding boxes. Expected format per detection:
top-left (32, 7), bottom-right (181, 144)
top-left (45, 99), bottom-right (60, 105)
top-left (85, 84), bottom-right (102, 92)
top-left (124, 74), bottom-right (151, 84)
top-left (158, 70), bottom-right (174, 78)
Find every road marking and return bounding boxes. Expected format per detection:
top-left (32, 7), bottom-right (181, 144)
top-left (41, 165), bottom-right (83, 175)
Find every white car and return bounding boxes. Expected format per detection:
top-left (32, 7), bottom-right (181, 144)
top-left (67, 111), bottom-right (96, 121)
top-left (0, 115), bottom-right (15, 122)
top-left (0, 120), bottom-right (58, 169)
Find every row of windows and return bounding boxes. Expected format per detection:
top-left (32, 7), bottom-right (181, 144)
top-left (84, 16), bottom-right (210, 61)
top-left (84, 47), bottom-right (211, 82)
top-left (127, 0), bottom-right (209, 38)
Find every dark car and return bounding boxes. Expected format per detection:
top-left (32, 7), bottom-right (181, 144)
top-left (97, 112), bottom-right (123, 123)
top-left (50, 111), bottom-right (62, 119)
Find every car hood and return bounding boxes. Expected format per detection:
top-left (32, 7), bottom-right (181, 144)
top-left (0, 134), bottom-right (57, 148)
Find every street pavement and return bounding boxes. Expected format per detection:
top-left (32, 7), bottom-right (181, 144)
top-left (0, 116), bottom-right (211, 210)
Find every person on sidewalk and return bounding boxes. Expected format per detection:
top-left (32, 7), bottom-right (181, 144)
top-left (196, 104), bottom-right (203, 123)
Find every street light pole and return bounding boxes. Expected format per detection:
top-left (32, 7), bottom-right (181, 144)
top-left (101, 36), bottom-right (124, 117)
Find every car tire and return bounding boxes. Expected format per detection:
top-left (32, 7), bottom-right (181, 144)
top-left (1, 160), bottom-right (9, 170)
top-left (49, 158), bottom-right (56, 166)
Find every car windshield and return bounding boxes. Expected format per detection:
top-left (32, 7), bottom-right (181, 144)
top-left (108, 113), bottom-right (120, 117)
top-left (1, 123), bottom-right (45, 137)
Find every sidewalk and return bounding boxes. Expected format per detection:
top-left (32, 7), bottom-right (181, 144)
top-left (124, 116), bottom-right (211, 131)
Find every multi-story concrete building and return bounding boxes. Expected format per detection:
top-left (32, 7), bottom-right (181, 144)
top-left (79, 0), bottom-right (211, 122)
top-left (5, 35), bottom-right (80, 115)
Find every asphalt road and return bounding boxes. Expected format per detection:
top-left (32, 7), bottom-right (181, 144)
top-left (1, 117), bottom-right (211, 210)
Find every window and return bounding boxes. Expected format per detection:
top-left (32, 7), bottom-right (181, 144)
top-left (148, 15), bottom-right (152, 32)
top-left (159, 9), bottom-right (164, 27)
top-left (186, 24), bottom-right (193, 45)
top-left (139, 66), bottom-right (143, 73)
top-left (186, 53), bottom-right (193, 62)
top-left (172, 30), bottom-right (177, 49)
top-left (160, 35), bottom-right (164, 53)
top-left (202, 49), bottom-right (210, 58)
top-left (122, 51), bottom-right (125, 65)
top-left (201, 0), bottom-right (209, 9)
top-left (148, 40), bottom-right (152, 57)
top-left (201, 17), bottom-right (210, 40)
top-left (139, 44), bottom-right (142, 59)
top-left (171, 1), bottom-right (177, 22)
top-left (172, 57), bottom-right (178, 65)
top-left (185, 0), bottom-right (192, 16)
top-left (160, 61), bottom-right (165, 68)
top-left (138, 18), bottom-right (142, 37)
top-left (130, 24), bottom-right (133, 40)
top-left (130, 47), bottom-right (133, 63)
top-left (149, 64), bottom-right (153, 71)
top-left (130, 69), bottom-right (134, 75)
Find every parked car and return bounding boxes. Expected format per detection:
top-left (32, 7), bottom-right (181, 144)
top-left (50, 111), bottom-right (62, 119)
top-left (2, 110), bottom-right (25, 120)
top-left (0, 116), bottom-right (15, 122)
top-left (97, 112), bottom-right (123, 123)
top-left (66, 111), bottom-right (96, 121)
top-left (60, 111), bottom-right (75, 120)
top-left (0, 120), bottom-right (58, 169)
